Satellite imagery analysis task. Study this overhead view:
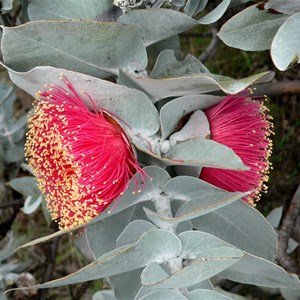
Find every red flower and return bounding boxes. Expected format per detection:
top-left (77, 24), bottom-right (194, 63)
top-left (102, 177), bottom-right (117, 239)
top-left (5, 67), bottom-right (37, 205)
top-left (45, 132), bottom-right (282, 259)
top-left (200, 92), bottom-right (273, 205)
top-left (25, 77), bottom-right (142, 229)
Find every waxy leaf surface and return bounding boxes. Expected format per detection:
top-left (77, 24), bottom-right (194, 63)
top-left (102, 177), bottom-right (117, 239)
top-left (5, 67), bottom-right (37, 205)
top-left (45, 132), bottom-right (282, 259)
top-left (218, 5), bottom-right (287, 51)
top-left (160, 94), bottom-right (221, 140)
top-left (1, 21), bottom-right (147, 78)
top-left (4, 66), bottom-right (159, 136)
top-left (192, 200), bottom-right (277, 261)
top-left (220, 253), bottom-right (300, 289)
top-left (139, 289), bottom-right (187, 300)
top-left (28, 0), bottom-right (113, 21)
top-left (16, 166), bottom-right (169, 249)
top-left (85, 207), bottom-right (135, 259)
top-left (118, 70), bottom-right (274, 102)
top-left (141, 251), bottom-right (243, 288)
top-left (187, 289), bottom-right (231, 300)
top-left (265, 0), bottom-right (300, 15)
top-left (271, 13), bottom-right (300, 70)
top-left (109, 268), bottom-right (144, 300)
top-left (14, 230), bottom-right (181, 289)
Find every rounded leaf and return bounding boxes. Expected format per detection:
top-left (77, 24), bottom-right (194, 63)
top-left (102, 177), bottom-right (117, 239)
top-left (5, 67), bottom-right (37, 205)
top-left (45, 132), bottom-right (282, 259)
top-left (271, 13), bottom-right (300, 70)
top-left (1, 21), bottom-right (147, 78)
top-left (218, 5), bottom-right (287, 51)
top-left (139, 289), bottom-right (187, 300)
top-left (265, 0), bottom-right (300, 15)
top-left (220, 253), bottom-right (300, 289)
top-left (141, 255), bottom-right (242, 288)
top-left (15, 230), bottom-right (182, 289)
top-left (119, 69), bottom-right (274, 102)
top-left (119, 9), bottom-right (198, 47)
top-left (115, 220), bottom-right (157, 248)
top-left (160, 95), bottom-right (221, 140)
top-left (5, 66), bottom-right (159, 136)
top-left (192, 200), bottom-right (277, 261)
top-left (187, 289), bottom-right (231, 300)
top-left (28, 0), bottom-right (113, 21)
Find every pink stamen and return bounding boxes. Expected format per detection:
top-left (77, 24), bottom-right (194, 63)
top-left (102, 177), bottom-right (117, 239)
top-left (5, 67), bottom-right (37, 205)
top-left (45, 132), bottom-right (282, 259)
top-left (199, 91), bottom-right (273, 205)
top-left (25, 76), bottom-right (145, 229)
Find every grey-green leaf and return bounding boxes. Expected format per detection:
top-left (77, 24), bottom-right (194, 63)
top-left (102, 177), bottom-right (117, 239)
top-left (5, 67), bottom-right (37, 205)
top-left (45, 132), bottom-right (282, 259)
top-left (280, 287), bottom-right (300, 300)
top-left (220, 253), bottom-right (300, 289)
top-left (218, 5), bottom-right (288, 51)
top-left (1, 0), bottom-right (13, 13)
top-left (198, 0), bottom-right (230, 25)
top-left (165, 139), bottom-right (247, 170)
top-left (147, 36), bottom-right (181, 63)
top-left (118, 70), bottom-right (274, 102)
top-left (266, 206), bottom-right (283, 228)
top-left (160, 94), bottom-right (221, 140)
top-left (141, 252), bottom-right (243, 288)
top-left (188, 279), bottom-right (214, 292)
top-left (8, 176), bottom-right (39, 198)
top-left (192, 200), bottom-right (277, 261)
top-left (85, 207), bottom-right (135, 259)
top-left (21, 195), bottom-right (42, 215)
top-left (145, 188), bottom-right (246, 227)
top-left (119, 4), bottom-right (230, 46)
top-left (115, 220), bottom-right (157, 248)
top-left (92, 166), bottom-right (171, 222)
top-left (174, 190), bottom-right (245, 221)
top-left (1, 21), bottom-right (147, 78)
top-left (4, 65), bottom-right (159, 136)
top-left (179, 231), bottom-right (243, 260)
top-left (164, 176), bottom-right (220, 199)
top-left (18, 230), bottom-right (181, 289)
top-left (4, 144), bottom-right (24, 163)
top-left (93, 290), bottom-right (116, 300)
top-left (109, 268), bottom-right (143, 300)
top-left (187, 289), bottom-right (231, 300)
top-left (150, 50), bottom-right (210, 79)
top-left (271, 13), bottom-right (300, 70)
top-left (0, 82), bottom-right (15, 109)
top-left (139, 289), bottom-right (187, 300)
top-left (184, 0), bottom-right (208, 17)
top-left (0, 115), bottom-right (27, 137)
top-left (134, 286), bottom-right (158, 300)
top-left (119, 9), bottom-right (198, 47)
top-left (28, 0), bottom-right (113, 21)
top-left (265, 0), bottom-right (300, 15)
top-left (15, 166), bottom-right (170, 249)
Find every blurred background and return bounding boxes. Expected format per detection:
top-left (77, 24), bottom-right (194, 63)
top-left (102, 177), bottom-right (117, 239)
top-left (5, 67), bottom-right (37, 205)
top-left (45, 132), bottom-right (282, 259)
top-left (0, 1), bottom-right (299, 299)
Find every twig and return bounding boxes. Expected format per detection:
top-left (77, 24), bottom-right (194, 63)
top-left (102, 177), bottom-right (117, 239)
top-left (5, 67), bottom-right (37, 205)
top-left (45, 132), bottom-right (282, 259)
top-left (37, 235), bottom-right (62, 300)
top-left (254, 81), bottom-right (300, 97)
top-left (199, 28), bottom-right (220, 63)
top-left (0, 199), bottom-right (24, 209)
top-left (292, 226), bottom-right (300, 243)
top-left (277, 185), bottom-right (300, 274)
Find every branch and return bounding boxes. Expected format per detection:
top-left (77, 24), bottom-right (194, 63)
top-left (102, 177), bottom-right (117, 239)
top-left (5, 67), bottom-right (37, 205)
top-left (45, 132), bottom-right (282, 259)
top-left (199, 28), bottom-right (220, 63)
top-left (37, 235), bottom-right (62, 300)
top-left (0, 199), bottom-right (24, 209)
top-left (254, 81), bottom-right (300, 97)
top-left (277, 185), bottom-right (300, 274)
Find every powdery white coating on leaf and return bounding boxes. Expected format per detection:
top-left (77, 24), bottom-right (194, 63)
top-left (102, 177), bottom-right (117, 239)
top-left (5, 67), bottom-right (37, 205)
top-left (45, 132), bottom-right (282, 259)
top-left (25, 77), bottom-right (143, 229)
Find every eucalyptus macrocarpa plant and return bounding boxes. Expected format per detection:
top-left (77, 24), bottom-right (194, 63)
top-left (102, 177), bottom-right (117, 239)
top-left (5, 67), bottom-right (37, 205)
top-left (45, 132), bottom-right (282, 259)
top-left (1, 0), bottom-right (300, 299)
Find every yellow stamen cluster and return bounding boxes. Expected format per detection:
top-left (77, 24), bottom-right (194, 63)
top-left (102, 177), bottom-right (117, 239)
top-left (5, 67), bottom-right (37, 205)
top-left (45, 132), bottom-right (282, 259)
top-left (25, 96), bottom-right (104, 229)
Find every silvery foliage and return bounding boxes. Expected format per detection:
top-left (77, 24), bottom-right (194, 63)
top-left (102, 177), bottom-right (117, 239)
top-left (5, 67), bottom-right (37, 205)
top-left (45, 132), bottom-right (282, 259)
top-left (0, 0), bottom-right (300, 299)
top-left (218, 0), bottom-right (300, 70)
